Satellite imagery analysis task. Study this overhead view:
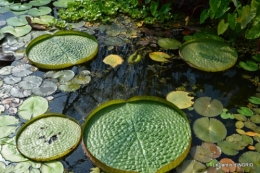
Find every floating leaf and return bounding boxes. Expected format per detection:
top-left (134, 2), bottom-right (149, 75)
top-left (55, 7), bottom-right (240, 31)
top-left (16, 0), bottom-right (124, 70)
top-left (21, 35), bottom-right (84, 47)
top-left (40, 161), bottom-right (64, 173)
top-left (26, 30), bottom-right (98, 69)
top-left (0, 84), bottom-right (12, 98)
top-left (239, 151), bottom-right (260, 172)
top-left (236, 128), bottom-right (246, 135)
top-left (31, 15), bottom-right (54, 25)
top-left (18, 75), bottom-right (42, 90)
top-left (18, 96), bottom-right (48, 120)
top-left (53, 0), bottom-right (73, 8)
top-left (58, 81), bottom-right (80, 92)
top-left (234, 114), bottom-right (247, 121)
top-left (29, 0), bottom-right (51, 6)
top-left (0, 25), bottom-right (32, 37)
top-left (157, 38), bottom-right (182, 50)
top-left (235, 121), bottom-right (244, 129)
top-left (217, 141), bottom-right (239, 156)
top-left (10, 3), bottom-right (32, 11)
top-left (52, 70), bottom-right (75, 82)
top-left (149, 52), bottom-right (170, 62)
top-left (0, 66), bottom-right (14, 75)
top-left (10, 86), bottom-right (32, 98)
top-left (72, 75), bottom-right (91, 85)
top-left (255, 143), bottom-right (260, 152)
top-left (249, 96), bottom-right (260, 105)
top-left (166, 91), bottom-right (194, 109)
top-left (16, 114), bottom-right (81, 161)
top-left (194, 97), bottom-right (223, 117)
top-left (244, 121), bottom-right (257, 130)
top-left (190, 146), bottom-right (213, 163)
top-left (179, 38), bottom-right (238, 72)
top-left (248, 145), bottom-right (256, 150)
top-left (226, 134), bottom-right (242, 142)
top-left (6, 16), bottom-right (28, 27)
top-left (0, 0), bottom-right (13, 7)
top-left (193, 117), bottom-right (227, 142)
top-left (221, 108), bottom-right (233, 119)
top-left (32, 80), bottom-right (57, 96)
top-left (245, 131), bottom-right (258, 137)
top-left (13, 161), bottom-right (31, 173)
top-left (239, 60), bottom-right (258, 71)
top-left (82, 96), bottom-right (191, 172)
top-left (201, 142), bottom-right (221, 158)
top-left (27, 7), bottom-right (52, 16)
top-left (237, 107), bottom-right (254, 116)
top-left (176, 160), bottom-right (206, 173)
top-left (0, 115), bottom-right (19, 138)
top-left (250, 115), bottom-right (260, 124)
top-left (242, 134), bottom-right (253, 145)
top-left (219, 158), bottom-right (236, 172)
top-left (103, 54), bottom-right (124, 68)
top-left (3, 75), bottom-right (21, 84)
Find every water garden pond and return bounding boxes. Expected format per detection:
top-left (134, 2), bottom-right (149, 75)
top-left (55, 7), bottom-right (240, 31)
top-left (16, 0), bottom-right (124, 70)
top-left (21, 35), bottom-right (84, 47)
top-left (1, 1), bottom-right (260, 173)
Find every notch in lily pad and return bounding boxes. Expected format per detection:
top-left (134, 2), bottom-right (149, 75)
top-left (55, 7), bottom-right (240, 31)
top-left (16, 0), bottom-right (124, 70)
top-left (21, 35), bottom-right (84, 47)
top-left (16, 113), bottom-right (81, 161)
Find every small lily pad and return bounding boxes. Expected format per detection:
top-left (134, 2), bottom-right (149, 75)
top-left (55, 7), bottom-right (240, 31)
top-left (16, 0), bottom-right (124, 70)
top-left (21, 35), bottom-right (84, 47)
top-left (0, 25), bottom-right (32, 37)
top-left (10, 3), bottom-right (32, 11)
top-left (237, 107), bottom-right (254, 116)
top-left (193, 117), bottom-right (227, 142)
top-left (0, 84), bottom-right (12, 98)
top-left (103, 54), bottom-right (124, 68)
top-left (58, 81), bottom-right (81, 92)
top-left (249, 96), bottom-right (260, 104)
top-left (201, 142), bottom-right (221, 158)
top-left (157, 38), bottom-right (182, 50)
top-left (250, 115), bottom-right (260, 124)
top-left (234, 114), bottom-right (247, 121)
top-left (217, 141), bottom-right (240, 156)
top-left (72, 75), bottom-right (91, 85)
top-left (166, 91), bottom-right (194, 109)
top-left (29, 0), bottom-right (51, 6)
top-left (32, 80), bottom-right (57, 96)
top-left (10, 86), bottom-right (32, 98)
top-left (189, 146), bottom-right (213, 163)
top-left (18, 75), bottom-right (43, 90)
top-left (6, 16), bottom-right (28, 27)
top-left (0, 115), bottom-right (19, 138)
top-left (3, 75), bottom-right (21, 84)
top-left (12, 64), bottom-right (33, 77)
top-left (52, 70), bottom-right (75, 82)
top-left (235, 121), bottom-right (244, 129)
top-left (18, 96), bottom-right (48, 120)
top-left (0, 66), bottom-right (14, 75)
top-left (219, 158), bottom-right (236, 173)
top-left (16, 113), bottom-right (81, 161)
top-left (27, 7), bottom-right (52, 17)
top-left (239, 60), bottom-right (258, 71)
top-left (149, 52), bottom-right (171, 62)
top-left (194, 97), bottom-right (223, 117)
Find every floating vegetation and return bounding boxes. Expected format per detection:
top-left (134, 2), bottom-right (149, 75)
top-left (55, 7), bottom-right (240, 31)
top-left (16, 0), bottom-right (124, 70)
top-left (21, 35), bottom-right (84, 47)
top-left (157, 38), bottom-right (182, 50)
top-left (239, 151), bottom-right (260, 172)
top-left (166, 91), bottom-right (194, 109)
top-left (10, 3), bottom-right (32, 11)
top-left (18, 75), bottom-right (42, 89)
top-left (72, 75), bottom-right (91, 85)
top-left (18, 96), bottom-right (48, 120)
top-left (6, 16), bottom-right (28, 27)
top-left (189, 146), bottom-right (213, 163)
top-left (239, 60), bottom-right (258, 71)
top-left (29, 0), bottom-right (51, 6)
top-left (176, 160), bottom-right (206, 173)
top-left (32, 80), bottom-right (57, 96)
top-left (237, 107), bottom-right (254, 116)
top-left (52, 70), bottom-right (75, 82)
top-left (0, 84), bottom-right (12, 98)
top-left (201, 142), bottom-right (221, 158)
top-left (193, 117), bottom-right (227, 143)
top-left (149, 52), bottom-right (170, 62)
top-left (0, 115), bottom-right (19, 138)
top-left (217, 141), bottom-right (240, 156)
top-left (0, 66), bottom-right (14, 75)
top-left (10, 86), bottom-right (31, 98)
top-left (58, 81), bottom-right (81, 92)
top-left (194, 97), bottom-right (223, 117)
top-left (3, 75), bottom-right (21, 84)
top-left (103, 54), bottom-right (124, 68)
top-left (27, 6), bottom-right (52, 17)
top-left (0, 25), bottom-right (32, 37)
top-left (127, 51), bottom-right (142, 64)
top-left (12, 64), bottom-right (33, 77)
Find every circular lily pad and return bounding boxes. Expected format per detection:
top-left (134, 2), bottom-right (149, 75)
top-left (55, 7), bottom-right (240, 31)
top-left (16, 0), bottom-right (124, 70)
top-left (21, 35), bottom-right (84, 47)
top-left (166, 91), bottom-right (194, 109)
top-left (194, 97), bottom-right (223, 117)
top-left (16, 113), bottom-right (81, 161)
top-left (82, 96), bottom-right (192, 173)
top-left (157, 38), bottom-right (182, 50)
top-left (179, 38), bottom-right (238, 72)
top-left (26, 30), bottom-right (98, 69)
top-left (10, 3), bottom-right (32, 11)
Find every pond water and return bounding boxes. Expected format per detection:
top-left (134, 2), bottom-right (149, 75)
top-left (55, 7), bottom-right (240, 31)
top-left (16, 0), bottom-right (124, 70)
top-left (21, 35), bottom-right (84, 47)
top-left (1, 1), bottom-right (260, 173)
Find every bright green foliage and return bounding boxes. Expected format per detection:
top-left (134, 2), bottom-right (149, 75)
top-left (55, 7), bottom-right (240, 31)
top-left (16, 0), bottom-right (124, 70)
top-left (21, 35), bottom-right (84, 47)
top-left (239, 60), bottom-right (258, 71)
top-left (237, 107), bottom-right (254, 116)
top-left (57, 0), bottom-right (172, 24)
top-left (200, 0), bottom-right (260, 39)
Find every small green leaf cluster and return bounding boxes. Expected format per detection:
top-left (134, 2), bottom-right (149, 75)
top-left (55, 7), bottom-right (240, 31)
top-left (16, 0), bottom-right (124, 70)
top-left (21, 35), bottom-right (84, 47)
top-left (200, 0), bottom-right (260, 39)
top-left (57, 0), bottom-right (173, 24)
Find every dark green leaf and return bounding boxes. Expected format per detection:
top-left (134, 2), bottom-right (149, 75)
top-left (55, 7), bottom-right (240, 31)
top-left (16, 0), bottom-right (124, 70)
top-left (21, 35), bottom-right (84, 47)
top-left (150, 1), bottom-right (159, 17)
top-left (252, 55), bottom-right (260, 62)
top-left (227, 13), bottom-right (237, 30)
top-left (245, 24), bottom-right (260, 39)
top-left (200, 9), bottom-right (209, 24)
top-left (209, 0), bottom-right (221, 13)
top-left (215, 0), bottom-right (230, 18)
top-left (159, 3), bottom-right (171, 14)
top-left (240, 5), bottom-right (256, 29)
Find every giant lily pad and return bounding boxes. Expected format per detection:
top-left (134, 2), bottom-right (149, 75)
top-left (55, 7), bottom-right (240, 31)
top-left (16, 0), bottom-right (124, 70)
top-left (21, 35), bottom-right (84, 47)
top-left (82, 96), bottom-right (191, 173)
top-left (194, 97), bottom-right (223, 117)
top-left (27, 7), bottom-right (52, 17)
top-left (16, 113), bottom-right (81, 161)
top-left (26, 30), bottom-right (98, 69)
top-left (193, 117), bottom-right (227, 143)
top-left (0, 25), bottom-right (32, 37)
top-left (179, 38), bottom-right (238, 72)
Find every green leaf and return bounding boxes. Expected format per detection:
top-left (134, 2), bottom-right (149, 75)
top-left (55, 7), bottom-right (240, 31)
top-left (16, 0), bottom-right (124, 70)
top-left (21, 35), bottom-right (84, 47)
top-left (145, 0), bottom-right (151, 4)
top-left (179, 38), bottom-right (238, 72)
top-left (252, 54), bottom-right (260, 62)
top-left (27, 6), bottom-right (52, 17)
top-left (249, 96), bottom-right (260, 104)
top-left (227, 13), bottom-right (237, 30)
top-left (31, 15), bottom-right (54, 25)
top-left (217, 141), bottom-right (239, 156)
top-left (176, 160), bottom-right (206, 173)
top-left (245, 24), bottom-right (260, 39)
top-left (149, 52), bottom-right (171, 62)
top-left (82, 96), bottom-right (191, 173)
top-left (217, 19), bottom-right (229, 35)
top-left (209, 0), bottom-right (221, 13)
top-left (237, 107), bottom-right (254, 116)
top-left (40, 161), bottom-right (64, 173)
top-left (0, 162), bottom-right (5, 173)
top-left (16, 114), bottom-right (81, 161)
top-left (29, 0), bottom-right (51, 6)
top-left (240, 5), bottom-right (256, 29)
top-left (18, 96), bottom-right (48, 120)
top-left (6, 16), bottom-right (28, 26)
top-left (200, 9), bottom-right (209, 24)
top-left (159, 3), bottom-right (171, 14)
top-left (150, 1), bottom-right (159, 17)
top-left (239, 152), bottom-right (260, 172)
top-left (232, 0), bottom-right (239, 8)
top-left (52, 0), bottom-right (73, 8)
top-left (0, 25), bottom-right (32, 37)
top-left (10, 3), bottom-right (32, 11)
top-left (26, 30), bottom-right (98, 69)
top-left (239, 60), bottom-right (258, 71)
top-left (13, 162), bottom-right (31, 173)
top-left (215, 0), bottom-right (230, 18)
top-left (157, 38), bottom-right (182, 50)
top-left (0, 115), bottom-right (19, 138)
top-left (194, 97), bottom-right (223, 117)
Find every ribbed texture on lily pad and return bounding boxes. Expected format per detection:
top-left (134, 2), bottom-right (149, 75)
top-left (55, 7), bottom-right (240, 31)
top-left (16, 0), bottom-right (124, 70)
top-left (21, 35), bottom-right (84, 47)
top-left (26, 30), bottom-right (98, 69)
top-left (82, 96), bottom-right (192, 173)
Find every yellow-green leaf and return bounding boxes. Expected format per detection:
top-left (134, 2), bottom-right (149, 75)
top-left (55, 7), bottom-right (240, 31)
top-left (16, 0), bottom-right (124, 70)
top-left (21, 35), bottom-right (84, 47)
top-left (103, 54), bottom-right (124, 68)
top-left (149, 52), bottom-right (170, 62)
top-left (217, 19), bottom-right (229, 35)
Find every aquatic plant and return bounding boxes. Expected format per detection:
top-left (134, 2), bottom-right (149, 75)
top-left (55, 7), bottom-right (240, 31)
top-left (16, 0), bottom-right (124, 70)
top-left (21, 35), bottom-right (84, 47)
top-left (193, 97), bottom-right (223, 117)
top-left (166, 91), bottom-right (194, 109)
top-left (149, 52), bottom-right (170, 62)
top-left (103, 54), bottom-right (124, 68)
top-left (82, 96), bottom-right (191, 173)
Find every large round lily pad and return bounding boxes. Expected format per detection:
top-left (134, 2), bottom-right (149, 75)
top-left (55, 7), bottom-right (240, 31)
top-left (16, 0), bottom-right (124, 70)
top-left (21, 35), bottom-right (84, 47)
top-left (26, 30), bottom-right (98, 69)
top-left (82, 96), bottom-right (192, 173)
top-left (179, 38), bottom-right (238, 72)
top-left (16, 113), bottom-right (81, 161)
